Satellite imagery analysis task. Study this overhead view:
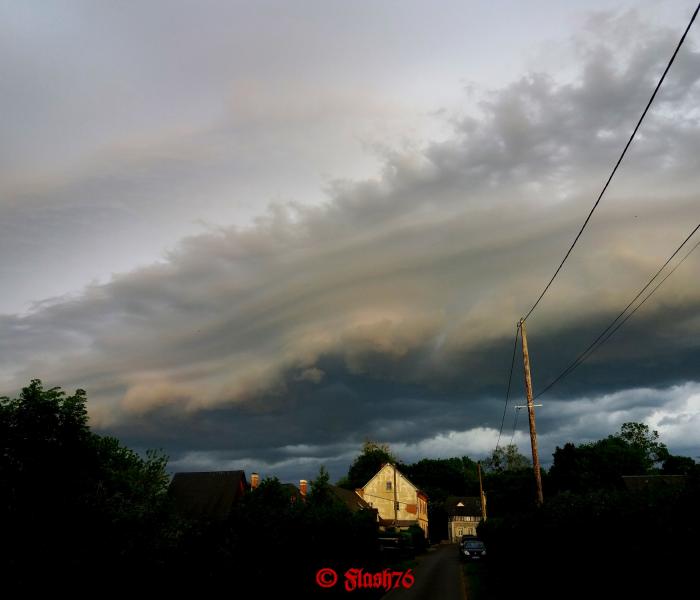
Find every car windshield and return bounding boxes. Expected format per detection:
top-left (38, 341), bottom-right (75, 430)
top-left (465, 541), bottom-right (484, 549)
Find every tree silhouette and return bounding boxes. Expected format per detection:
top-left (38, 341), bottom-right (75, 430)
top-left (340, 440), bottom-right (398, 489)
top-left (0, 379), bottom-right (171, 589)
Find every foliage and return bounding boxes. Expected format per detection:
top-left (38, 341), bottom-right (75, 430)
top-left (479, 477), bottom-right (699, 599)
top-left (341, 440), bottom-right (399, 490)
top-left (615, 421), bottom-right (668, 467)
top-left (478, 423), bottom-right (698, 599)
top-left (661, 453), bottom-right (696, 474)
top-left (482, 443), bottom-right (530, 473)
top-left (549, 422), bottom-right (673, 494)
top-left (0, 385), bottom-right (388, 593)
top-left (406, 523), bottom-right (428, 553)
top-left (403, 456), bottom-right (479, 502)
top-left (0, 379), bottom-right (173, 589)
top-left (6, 382), bottom-right (696, 596)
top-left (178, 466), bottom-right (382, 596)
top-left (483, 466), bottom-right (545, 515)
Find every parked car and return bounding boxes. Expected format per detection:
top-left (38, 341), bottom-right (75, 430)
top-left (459, 538), bottom-right (486, 561)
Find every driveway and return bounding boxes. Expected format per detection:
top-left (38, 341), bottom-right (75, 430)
top-left (381, 543), bottom-right (465, 600)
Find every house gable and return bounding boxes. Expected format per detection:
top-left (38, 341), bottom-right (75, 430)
top-left (358, 463), bottom-right (428, 539)
top-left (361, 463), bottom-right (419, 494)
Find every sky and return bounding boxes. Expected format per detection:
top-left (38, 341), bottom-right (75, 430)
top-left (2, 0), bottom-right (699, 483)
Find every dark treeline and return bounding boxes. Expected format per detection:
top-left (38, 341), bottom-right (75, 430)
top-left (477, 423), bottom-right (700, 599)
top-left (172, 470), bottom-right (384, 597)
top-left (3, 379), bottom-right (697, 596)
top-left (0, 381), bottom-right (390, 595)
top-left (0, 380), bottom-right (174, 592)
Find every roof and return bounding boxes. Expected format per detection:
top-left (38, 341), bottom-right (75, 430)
top-left (169, 470), bottom-right (247, 520)
top-left (281, 483), bottom-right (304, 501)
top-left (445, 496), bottom-right (482, 517)
top-left (361, 463), bottom-right (428, 499)
top-left (622, 475), bottom-right (687, 493)
top-left (330, 485), bottom-right (373, 512)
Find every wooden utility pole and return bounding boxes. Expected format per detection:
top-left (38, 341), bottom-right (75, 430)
top-left (477, 461), bottom-right (487, 521)
top-left (519, 319), bottom-right (544, 506)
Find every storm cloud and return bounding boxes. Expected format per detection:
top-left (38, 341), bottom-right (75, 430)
top-left (1, 3), bottom-right (699, 481)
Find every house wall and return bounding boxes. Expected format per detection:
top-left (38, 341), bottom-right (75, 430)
top-left (449, 515), bottom-right (481, 541)
top-left (417, 494), bottom-right (428, 539)
top-left (360, 464), bottom-right (428, 538)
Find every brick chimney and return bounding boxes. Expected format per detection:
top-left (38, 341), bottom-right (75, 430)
top-left (251, 472), bottom-right (260, 490)
top-left (299, 479), bottom-right (308, 497)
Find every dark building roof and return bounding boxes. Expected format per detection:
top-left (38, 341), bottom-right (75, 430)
top-left (330, 485), bottom-right (373, 512)
top-left (281, 483), bottom-right (303, 502)
top-left (622, 475), bottom-right (687, 493)
top-left (445, 496), bottom-right (482, 517)
top-left (169, 470), bottom-right (247, 520)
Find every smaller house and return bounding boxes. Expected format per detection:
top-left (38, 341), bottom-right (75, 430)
top-left (169, 470), bottom-right (247, 520)
top-left (445, 496), bottom-right (482, 542)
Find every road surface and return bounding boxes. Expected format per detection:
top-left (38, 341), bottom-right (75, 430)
top-left (382, 544), bottom-right (465, 600)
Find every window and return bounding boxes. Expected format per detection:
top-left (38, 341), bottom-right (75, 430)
top-left (386, 481), bottom-right (392, 491)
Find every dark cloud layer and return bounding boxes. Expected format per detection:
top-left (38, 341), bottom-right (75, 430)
top-left (2, 8), bottom-right (700, 481)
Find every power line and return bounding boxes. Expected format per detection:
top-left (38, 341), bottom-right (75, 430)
top-left (522, 2), bottom-right (700, 323)
top-left (360, 491), bottom-right (414, 507)
top-left (535, 222), bottom-right (700, 397)
top-left (534, 225), bottom-right (700, 399)
top-left (495, 325), bottom-right (520, 452)
top-left (535, 231), bottom-right (700, 398)
top-left (599, 238), bottom-right (700, 337)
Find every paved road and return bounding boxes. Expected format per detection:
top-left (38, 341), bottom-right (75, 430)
top-left (382, 544), bottom-right (465, 600)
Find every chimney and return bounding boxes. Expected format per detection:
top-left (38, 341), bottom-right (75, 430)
top-left (251, 472), bottom-right (260, 490)
top-left (299, 479), bottom-right (308, 497)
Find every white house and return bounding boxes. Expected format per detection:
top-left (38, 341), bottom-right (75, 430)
top-left (445, 496), bottom-right (482, 542)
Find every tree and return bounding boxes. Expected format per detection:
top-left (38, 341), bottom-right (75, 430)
top-left (0, 379), bottom-right (172, 587)
top-left (661, 454), bottom-right (696, 475)
top-left (403, 456), bottom-right (479, 501)
top-left (549, 436), bottom-right (648, 493)
top-left (483, 444), bottom-right (530, 473)
top-left (308, 465), bottom-right (337, 505)
top-left (549, 422), bottom-right (673, 494)
top-left (615, 422), bottom-right (668, 469)
top-left (221, 466), bottom-right (378, 595)
top-left (340, 440), bottom-right (398, 489)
